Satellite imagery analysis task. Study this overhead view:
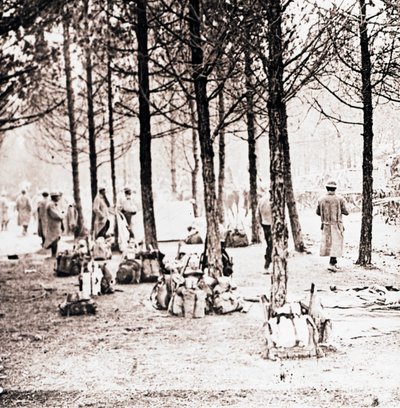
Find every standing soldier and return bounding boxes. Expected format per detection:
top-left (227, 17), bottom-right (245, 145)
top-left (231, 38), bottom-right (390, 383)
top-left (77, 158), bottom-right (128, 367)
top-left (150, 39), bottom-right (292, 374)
top-left (65, 201), bottom-right (78, 237)
top-left (118, 187), bottom-right (137, 238)
top-left (0, 191), bottom-right (10, 231)
top-left (37, 190), bottom-right (49, 245)
top-left (93, 187), bottom-right (111, 239)
top-left (44, 191), bottom-right (64, 257)
top-left (257, 189), bottom-right (272, 274)
top-left (316, 180), bottom-right (349, 271)
top-left (15, 189), bottom-right (32, 236)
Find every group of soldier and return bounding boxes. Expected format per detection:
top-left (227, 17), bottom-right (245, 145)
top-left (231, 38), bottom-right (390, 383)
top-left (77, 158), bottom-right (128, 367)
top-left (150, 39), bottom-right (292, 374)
top-left (0, 185), bottom-right (138, 258)
top-left (3, 179), bottom-right (347, 269)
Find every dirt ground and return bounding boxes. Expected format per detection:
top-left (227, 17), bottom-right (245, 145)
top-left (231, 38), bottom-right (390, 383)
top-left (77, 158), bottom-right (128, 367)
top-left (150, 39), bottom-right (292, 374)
top-left (0, 210), bottom-right (400, 408)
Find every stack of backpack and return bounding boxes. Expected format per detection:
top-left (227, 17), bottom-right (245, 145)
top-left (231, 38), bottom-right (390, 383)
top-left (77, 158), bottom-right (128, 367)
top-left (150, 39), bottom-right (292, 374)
top-left (116, 242), bottom-right (165, 284)
top-left (151, 245), bottom-right (241, 317)
top-left (152, 253), bottom-right (210, 318)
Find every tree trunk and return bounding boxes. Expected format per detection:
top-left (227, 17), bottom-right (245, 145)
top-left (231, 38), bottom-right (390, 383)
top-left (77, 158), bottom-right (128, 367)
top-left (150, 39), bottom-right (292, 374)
top-left (188, 0), bottom-right (222, 277)
top-left (282, 132), bottom-right (306, 252)
top-left (83, 0), bottom-right (97, 204)
top-left (217, 90), bottom-right (225, 225)
top-left (189, 96), bottom-right (199, 217)
top-left (170, 127), bottom-right (177, 196)
top-left (136, 0), bottom-right (158, 249)
top-left (107, 0), bottom-right (117, 206)
top-left (356, 0), bottom-right (373, 266)
top-left (266, 0), bottom-right (289, 310)
top-left (244, 45), bottom-right (260, 244)
top-left (62, 9), bottom-right (85, 238)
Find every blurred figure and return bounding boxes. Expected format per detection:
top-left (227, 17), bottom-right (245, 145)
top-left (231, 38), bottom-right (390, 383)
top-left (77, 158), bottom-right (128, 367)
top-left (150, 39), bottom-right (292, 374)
top-left (44, 191), bottom-right (65, 257)
top-left (0, 191), bottom-right (11, 231)
top-left (15, 189), bottom-right (32, 236)
top-left (316, 180), bottom-right (349, 272)
top-left (93, 186), bottom-right (111, 239)
top-left (37, 189), bottom-right (49, 245)
top-left (257, 190), bottom-right (272, 274)
top-left (118, 187), bottom-right (137, 239)
top-left (65, 202), bottom-right (78, 237)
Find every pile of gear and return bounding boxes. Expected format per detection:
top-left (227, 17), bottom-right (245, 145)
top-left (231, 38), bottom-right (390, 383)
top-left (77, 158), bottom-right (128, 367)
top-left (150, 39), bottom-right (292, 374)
top-left (56, 238), bottom-right (115, 316)
top-left (151, 243), bottom-right (243, 318)
top-left (261, 284), bottom-right (331, 360)
top-left (115, 241), bottom-right (163, 284)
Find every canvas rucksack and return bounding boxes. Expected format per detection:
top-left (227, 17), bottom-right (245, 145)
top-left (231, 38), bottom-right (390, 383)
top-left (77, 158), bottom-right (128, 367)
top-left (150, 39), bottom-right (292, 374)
top-left (116, 260), bottom-right (141, 284)
top-left (92, 237), bottom-right (112, 261)
top-left (55, 251), bottom-right (82, 277)
top-left (225, 228), bottom-right (249, 248)
top-left (59, 293), bottom-right (97, 316)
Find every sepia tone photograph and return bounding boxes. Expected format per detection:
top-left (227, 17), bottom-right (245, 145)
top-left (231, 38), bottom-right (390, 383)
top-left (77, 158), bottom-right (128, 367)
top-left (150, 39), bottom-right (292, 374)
top-left (1, 0), bottom-right (400, 407)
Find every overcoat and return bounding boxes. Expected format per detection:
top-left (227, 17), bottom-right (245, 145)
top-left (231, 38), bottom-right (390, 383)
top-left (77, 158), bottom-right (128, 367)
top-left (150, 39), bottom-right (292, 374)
top-left (93, 194), bottom-right (110, 237)
top-left (44, 200), bottom-right (64, 248)
top-left (65, 204), bottom-right (78, 235)
top-left (0, 197), bottom-right (10, 224)
top-left (15, 194), bottom-right (32, 226)
top-left (37, 197), bottom-right (49, 238)
top-left (316, 192), bottom-right (349, 257)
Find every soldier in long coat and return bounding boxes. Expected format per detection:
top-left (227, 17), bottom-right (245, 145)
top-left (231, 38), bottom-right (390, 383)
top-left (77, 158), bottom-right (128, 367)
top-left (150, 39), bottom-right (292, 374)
top-left (316, 180), bottom-right (349, 271)
top-left (15, 189), bottom-right (32, 235)
top-left (0, 192), bottom-right (10, 231)
top-left (65, 202), bottom-right (78, 237)
top-left (44, 192), bottom-right (64, 257)
top-left (93, 187), bottom-right (111, 239)
top-left (37, 190), bottom-right (49, 245)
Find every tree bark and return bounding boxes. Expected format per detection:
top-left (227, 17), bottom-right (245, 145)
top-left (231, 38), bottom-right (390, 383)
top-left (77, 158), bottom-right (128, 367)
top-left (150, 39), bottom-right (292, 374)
top-left (107, 0), bottom-right (117, 206)
top-left (283, 133), bottom-right (306, 252)
top-left (217, 90), bottom-right (225, 225)
top-left (107, 0), bottom-right (119, 246)
top-left (266, 0), bottom-right (289, 310)
top-left (356, 0), bottom-right (373, 266)
top-left (170, 127), bottom-right (177, 196)
top-left (136, 0), bottom-right (158, 249)
top-left (62, 9), bottom-right (84, 238)
top-left (83, 0), bottom-right (97, 204)
top-left (244, 45), bottom-right (260, 244)
top-left (188, 0), bottom-right (222, 277)
top-left (189, 96), bottom-right (200, 218)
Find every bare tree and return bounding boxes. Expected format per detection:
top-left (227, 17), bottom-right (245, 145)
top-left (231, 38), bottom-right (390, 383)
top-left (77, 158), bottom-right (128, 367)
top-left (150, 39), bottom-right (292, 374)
top-left (136, 0), bottom-right (158, 248)
top-left (188, 0), bottom-right (222, 275)
top-left (265, 0), bottom-right (289, 310)
top-left (62, 6), bottom-right (85, 237)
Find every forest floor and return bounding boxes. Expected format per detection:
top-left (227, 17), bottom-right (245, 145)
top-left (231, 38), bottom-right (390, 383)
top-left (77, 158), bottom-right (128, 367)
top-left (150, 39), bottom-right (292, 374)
top-left (0, 209), bottom-right (400, 408)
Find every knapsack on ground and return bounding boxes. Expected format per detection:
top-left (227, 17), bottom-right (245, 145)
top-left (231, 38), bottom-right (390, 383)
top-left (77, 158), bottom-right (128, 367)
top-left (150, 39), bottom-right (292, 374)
top-left (59, 293), bottom-right (97, 316)
top-left (55, 251), bottom-right (82, 277)
top-left (225, 228), bottom-right (249, 248)
top-left (116, 259), bottom-right (141, 284)
top-left (184, 231), bottom-right (203, 245)
top-left (200, 241), bottom-right (233, 277)
top-left (139, 247), bottom-right (165, 282)
top-left (100, 263), bottom-right (114, 294)
top-left (212, 276), bottom-right (243, 314)
top-left (150, 274), bottom-right (174, 310)
top-left (92, 237), bottom-right (112, 261)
